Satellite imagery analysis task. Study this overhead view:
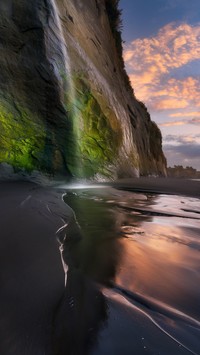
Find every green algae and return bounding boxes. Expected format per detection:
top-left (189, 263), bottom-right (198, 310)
top-left (0, 101), bottom-right (46, 171)
top-left (66, 77), bottom-right (123, 178)
top-left (0, 74), bottom-right (126, 178)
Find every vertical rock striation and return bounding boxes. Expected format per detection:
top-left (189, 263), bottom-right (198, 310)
top-left (0, 0), bottom-right (167, 180)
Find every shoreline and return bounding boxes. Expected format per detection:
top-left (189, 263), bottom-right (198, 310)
top-left (0, 179), bottom-right (199, 354)
top-left (108, 177), bottom-right (200, 198)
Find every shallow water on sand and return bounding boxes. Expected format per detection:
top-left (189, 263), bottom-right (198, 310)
top-left (62, 186), bottom-right (200, 355)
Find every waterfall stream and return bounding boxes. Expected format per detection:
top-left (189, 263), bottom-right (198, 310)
top-left (46, 0), bottom-right (73, 97)
top-left (46, 1), bottom-right (79, 120)
top-left (45, 0), bottom-right (81, 167)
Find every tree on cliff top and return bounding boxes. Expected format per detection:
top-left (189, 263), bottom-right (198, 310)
top-left (105, 0), bottom-right (123, 56)
top-left (105, 0), bottom-right (134, 93)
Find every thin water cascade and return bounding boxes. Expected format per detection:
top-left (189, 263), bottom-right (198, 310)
top-left (46, 0), bottom-right (82, 170)
top-left (46, 0), bottom-right (74, 100)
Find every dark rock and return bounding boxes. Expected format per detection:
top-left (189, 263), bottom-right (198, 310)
top-left (0, 0), bottom-right (167, 180)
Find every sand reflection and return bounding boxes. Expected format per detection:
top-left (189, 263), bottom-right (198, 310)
top-left (64, 188), bottom-right (200, 322)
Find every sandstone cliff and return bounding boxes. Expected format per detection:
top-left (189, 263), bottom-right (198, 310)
top-left (0, 0), bottom-right (167, 180)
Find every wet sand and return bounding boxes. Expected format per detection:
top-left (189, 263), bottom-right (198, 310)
top-left (0, 179), bottom-right (200, 355)
top-left (0, 181), bottom-right (108, 355)
top-left (0, 182), bottom-right (72, 354)
top-left (109, 177), bottom-right (200, 198)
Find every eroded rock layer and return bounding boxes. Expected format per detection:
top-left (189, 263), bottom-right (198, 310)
top-left (0, 0), bottom-right (167, 179)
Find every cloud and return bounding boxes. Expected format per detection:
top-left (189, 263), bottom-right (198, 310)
top-left (164, 143), bottom-right (200, 158)
top-left (160, 120), bottom-right (187, 127)
top-left (163, 134), bottom-right (199, 144)
top-left (169, 111), bottom-right (200, 117)
top-left (160, 118), bottom-right (200, 127)
top-left (125, 23), bottom-right (200, 77)
top-left (124, 22), bottom-right (200, 169)
top-left (153, 98), bottom-right (188, 110)
top-left (162, 133), bottom-right (200, 168)
top-left (163, 143), bottom-right (200, 169)
top-left (150, 77), bottom-right (200, 111)
top-left (124, 23), bottom-right (200, 113)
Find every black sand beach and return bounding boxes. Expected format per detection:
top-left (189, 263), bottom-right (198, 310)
top-left (0, 178), bottom-right (200, 355)
top-left (0, 182), bottom-right (71, 354)
top-left (109, 177), bottom-right (200, 198)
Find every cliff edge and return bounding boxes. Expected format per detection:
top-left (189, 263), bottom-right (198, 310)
top-left (0, 0), bottom-right (167, 180)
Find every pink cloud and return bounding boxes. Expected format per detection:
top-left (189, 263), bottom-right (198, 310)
top-left (154, 98), bottom-right (188, 110)
top-left (160, 118), bottom-right (200, 127)
top-left (170, 111), bottom-right (200, 117)
top-left (125, 23), bottom-right (200, 75)
top-left (123, 23), bottom-right (200, 116)
top-left (160, 120), bottom-right (187, 127)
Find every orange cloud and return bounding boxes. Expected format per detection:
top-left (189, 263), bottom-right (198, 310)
top-left (160, 121), bottom-right (187, 127)
top-left (123, 50), bottom-right (134, 61)
top-left (182, 136), bottom-right (196, 143)
top-left (170, 112), bottom-right (200, 117)
top-left (160, 118), bottom-right (200, 127)
top-left (154, 98), bottom-right (188, 110)
top-left (125, 23), bottom-right (200, 74)
top-left (124, 23), bottom-right (200, 116)
top-left (167, 77), bottom-right (200, 101)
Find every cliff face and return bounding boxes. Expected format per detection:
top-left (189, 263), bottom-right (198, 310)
top-left (0, 0), bottom-right (167, 179)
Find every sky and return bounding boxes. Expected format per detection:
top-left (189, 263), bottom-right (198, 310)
top-left (119, 0), bottom-right (200, 170)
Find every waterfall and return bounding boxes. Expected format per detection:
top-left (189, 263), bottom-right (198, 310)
top-left (45, 0), bottom-right (78, 117)
top-left (44, 0), bottom-right (81, 170)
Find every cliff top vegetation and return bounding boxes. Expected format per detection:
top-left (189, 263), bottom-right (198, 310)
top-left (105, 0), bottom-right (134, 94)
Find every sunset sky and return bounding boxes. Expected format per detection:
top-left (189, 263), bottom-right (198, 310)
top-left (120, 0), bottom-right (200, 169)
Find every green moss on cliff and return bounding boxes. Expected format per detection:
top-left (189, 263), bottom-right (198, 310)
top-left (66, 78), bottom-right (123, 178)
top-left (0, 101), bottom-right (46, 171)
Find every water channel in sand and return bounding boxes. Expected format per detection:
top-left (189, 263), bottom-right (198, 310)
top-left (60, 185), bottom-right (200, 355)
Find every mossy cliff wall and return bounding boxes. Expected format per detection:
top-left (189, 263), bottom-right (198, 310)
top-left (0, 0), bottom-right (167, 179)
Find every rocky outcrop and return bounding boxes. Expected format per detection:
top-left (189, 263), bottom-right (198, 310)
top-left (0, 0), bottom-right (167, 180)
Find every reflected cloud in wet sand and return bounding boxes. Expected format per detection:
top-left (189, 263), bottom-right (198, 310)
top-left (59, 187), bottom-right (200, 355)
